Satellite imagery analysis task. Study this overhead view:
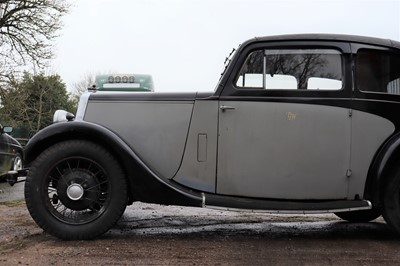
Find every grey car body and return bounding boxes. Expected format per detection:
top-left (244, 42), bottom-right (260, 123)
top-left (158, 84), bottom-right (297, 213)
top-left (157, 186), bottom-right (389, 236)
top-left (22, 34), bottom-right (400, 239)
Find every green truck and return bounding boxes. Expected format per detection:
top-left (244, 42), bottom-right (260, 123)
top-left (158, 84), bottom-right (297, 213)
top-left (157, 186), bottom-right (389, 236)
top-left (95, 74), bottom-right (154, 92)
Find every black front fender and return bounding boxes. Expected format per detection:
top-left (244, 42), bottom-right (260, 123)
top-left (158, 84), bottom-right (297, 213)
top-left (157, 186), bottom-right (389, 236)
top-left (25, 120), bottom-right (203, 207)
top-left (25, 121), bottom-right (130, 165)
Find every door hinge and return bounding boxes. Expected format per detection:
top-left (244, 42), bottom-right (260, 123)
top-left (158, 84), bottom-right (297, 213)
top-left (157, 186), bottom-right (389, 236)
top-left (346, 169), bottom-right (352, 177)
top-left (351, 65), bottom-right (356, 92)
top-left (348, 109), bottom-right (353, 117)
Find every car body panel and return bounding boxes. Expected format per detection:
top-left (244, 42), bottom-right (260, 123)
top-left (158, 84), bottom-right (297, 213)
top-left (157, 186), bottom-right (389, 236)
top-left (217, 101), bottom-right (351, 199)
top-left (173, 100), bottom-right (219, 193)
top-left (84, 100), bottom-right (194, 179)
top-left (348, 110), bottom-right (395, 198)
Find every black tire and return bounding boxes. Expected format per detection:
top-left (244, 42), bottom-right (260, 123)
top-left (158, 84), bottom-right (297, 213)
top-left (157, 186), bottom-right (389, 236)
top-left (334, 209), bottom-right (381, 222)
top-left (383, 167), bottom-right (400, 235)
top-left (25, 140), bottom-right (128, 240)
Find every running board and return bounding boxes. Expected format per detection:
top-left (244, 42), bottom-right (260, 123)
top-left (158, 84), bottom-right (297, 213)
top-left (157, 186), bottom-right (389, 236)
top-left (202, 193), bottom-right (372, 214)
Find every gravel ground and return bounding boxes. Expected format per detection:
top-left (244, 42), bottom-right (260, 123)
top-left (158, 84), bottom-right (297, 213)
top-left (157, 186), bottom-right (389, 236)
top-left (0, 199), bottom-right (400, 266)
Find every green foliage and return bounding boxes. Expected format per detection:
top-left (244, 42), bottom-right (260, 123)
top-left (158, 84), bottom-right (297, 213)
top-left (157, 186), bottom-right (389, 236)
top-left (0, 72), bottom-right (75, 137)
top-left (0, 1), bottom-right (72, 138)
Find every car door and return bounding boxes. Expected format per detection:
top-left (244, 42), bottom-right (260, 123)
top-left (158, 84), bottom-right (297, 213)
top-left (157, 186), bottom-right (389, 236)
top-left (217, 42), bottom-right (352, 200)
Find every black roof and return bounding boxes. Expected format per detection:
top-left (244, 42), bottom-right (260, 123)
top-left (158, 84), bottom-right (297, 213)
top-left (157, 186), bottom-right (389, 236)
top-left (243, 34), bottom-right (400, 50)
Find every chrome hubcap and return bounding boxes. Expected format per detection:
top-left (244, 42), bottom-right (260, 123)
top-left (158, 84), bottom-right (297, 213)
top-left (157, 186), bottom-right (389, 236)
top-left (13, 156), bottom-right (22, 171)
top-left (66, 183), bottom-right (84, 201)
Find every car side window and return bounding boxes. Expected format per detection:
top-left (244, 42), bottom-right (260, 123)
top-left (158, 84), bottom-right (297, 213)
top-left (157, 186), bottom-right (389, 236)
top-left (356, 49), bottom-right (400, 95)
top-left (235, 49), bottom-right (343, 91)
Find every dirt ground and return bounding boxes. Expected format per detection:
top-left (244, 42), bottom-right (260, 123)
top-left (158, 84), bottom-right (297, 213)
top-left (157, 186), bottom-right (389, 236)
top-left (1, 200), bottom-right (400, 265)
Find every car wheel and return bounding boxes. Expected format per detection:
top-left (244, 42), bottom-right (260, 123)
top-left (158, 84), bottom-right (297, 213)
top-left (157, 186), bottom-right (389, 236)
top-left (25, 140), bottom-right (128, 240)
top-left (334, 209), bottom-right (381, 222)
top-left (11, 153), bottom-right (23, 171)
top-left (383, 167), bottom-right (400, 235)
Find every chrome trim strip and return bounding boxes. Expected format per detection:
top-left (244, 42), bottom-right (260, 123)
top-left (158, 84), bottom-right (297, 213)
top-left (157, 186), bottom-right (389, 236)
top-left (203, 200), bottom-right (372, 214)
top-left (201, 193), bottom-right (206, 208)
top-left (76, 91), bottom-right (91, 121)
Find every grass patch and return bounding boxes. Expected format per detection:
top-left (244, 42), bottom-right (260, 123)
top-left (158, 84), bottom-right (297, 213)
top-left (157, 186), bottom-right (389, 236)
top-left (0, 200), bottom-right (25, 207)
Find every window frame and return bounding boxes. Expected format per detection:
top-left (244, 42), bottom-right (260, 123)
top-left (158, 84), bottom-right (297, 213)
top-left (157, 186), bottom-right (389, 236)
top-left (234, 48), bottom-right (344, 91)
top-left (355, 46), bottom-right (400, 96)
top-left (219, 41), bottom-right (352, 99)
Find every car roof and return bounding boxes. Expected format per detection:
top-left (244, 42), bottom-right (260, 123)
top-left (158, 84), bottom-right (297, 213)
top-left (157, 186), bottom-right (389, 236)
top-left (243, 34), bottom-right (400, 50)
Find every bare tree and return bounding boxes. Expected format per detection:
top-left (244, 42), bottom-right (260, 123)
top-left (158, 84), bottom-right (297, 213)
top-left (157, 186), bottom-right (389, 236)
top-left (71, 72), bottom-right (96, 104)
top-left (0, 0), bottom-right (69, 81)
top-left (73, 73), bottom-right (95, 95)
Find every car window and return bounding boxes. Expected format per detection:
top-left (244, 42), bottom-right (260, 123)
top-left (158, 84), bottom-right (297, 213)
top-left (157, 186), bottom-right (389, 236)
top-left (356, 49), bottom-right (400, 95)
top-left (235, 49), bottom-right (343, 91)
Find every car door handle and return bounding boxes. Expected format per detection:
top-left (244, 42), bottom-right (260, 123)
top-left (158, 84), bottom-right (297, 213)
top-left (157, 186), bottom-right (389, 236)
top-left (220, 105), bottom-right (236, 112)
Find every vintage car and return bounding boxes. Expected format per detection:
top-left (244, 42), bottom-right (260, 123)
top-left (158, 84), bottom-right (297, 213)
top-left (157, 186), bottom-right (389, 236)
top-left (0, 125), bottom-right (23, 180)
top-left (20, 34), bottom-right (400, 240)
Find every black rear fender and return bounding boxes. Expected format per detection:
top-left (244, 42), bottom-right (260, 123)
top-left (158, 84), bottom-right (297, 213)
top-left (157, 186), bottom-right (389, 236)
top-left (365, 132), bottom-right (400, 206)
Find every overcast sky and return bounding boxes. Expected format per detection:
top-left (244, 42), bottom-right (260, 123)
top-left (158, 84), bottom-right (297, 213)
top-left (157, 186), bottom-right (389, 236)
top-left (51, 0), bottom-right (400, 93)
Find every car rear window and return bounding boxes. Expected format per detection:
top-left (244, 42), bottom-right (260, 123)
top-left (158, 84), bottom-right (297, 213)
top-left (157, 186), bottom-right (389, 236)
top-left (356, 49), bottom-right (400, 95)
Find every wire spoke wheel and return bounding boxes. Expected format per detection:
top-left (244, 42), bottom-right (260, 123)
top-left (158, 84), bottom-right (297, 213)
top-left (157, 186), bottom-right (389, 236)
top-left (45, 157), bottom-right (110, 225)
top-left (25, 140), bottom-right (127, 240)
